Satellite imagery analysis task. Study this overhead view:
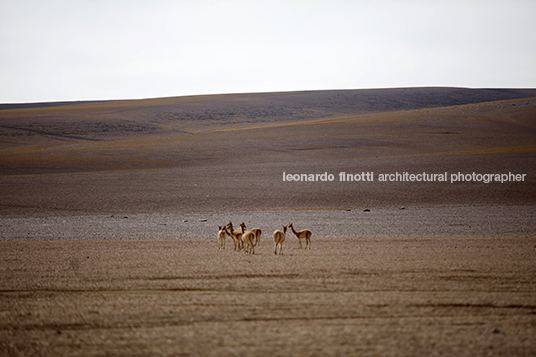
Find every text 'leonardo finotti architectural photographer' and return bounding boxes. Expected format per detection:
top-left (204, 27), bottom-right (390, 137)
top-left (282, 172), bottom-right (527, 184)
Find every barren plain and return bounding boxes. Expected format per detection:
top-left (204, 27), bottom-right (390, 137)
top-left (1, 87), bottom-right (535, 356)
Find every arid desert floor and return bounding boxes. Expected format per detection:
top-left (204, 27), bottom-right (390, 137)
top-left (1, 235), bottom-right (535, 356)
top-left (1, 88), bottom-right (535, 356)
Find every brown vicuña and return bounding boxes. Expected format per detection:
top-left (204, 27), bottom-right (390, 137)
top-left (240, 223), bottom-right (256, 255)
top-left (217, 225), bottom-right (227, 250)
top-left (289, 223), bottom-right (312, 249)
top-left (273, 225), bottom-right (287, 255)
top-left (226, 222), bottom-right (243, 251)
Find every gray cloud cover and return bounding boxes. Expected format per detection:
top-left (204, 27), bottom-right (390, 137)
top-left (1, 0), bottom-right (535, 103)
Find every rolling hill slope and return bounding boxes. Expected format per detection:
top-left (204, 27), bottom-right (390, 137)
top-left (0, 87), bottom-right (535, 215)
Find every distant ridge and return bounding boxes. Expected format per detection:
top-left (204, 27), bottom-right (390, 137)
top-left (2, 86), bottom-right (536, 179)
top-left (0, 100), bottom-right (109, 110)
top-left (2, 87), bottom-right (536, 112)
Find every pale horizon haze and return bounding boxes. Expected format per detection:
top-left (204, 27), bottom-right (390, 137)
top-left (1, 0), bottom-right (535, 103)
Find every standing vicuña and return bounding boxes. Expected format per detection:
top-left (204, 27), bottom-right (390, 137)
top-left (240, 223), bottom-right (256, 254)
top-left (241, 222), bottom-right (262, 246)
top-left (273, 225), bottom-right (287, 255)
top-left (251, 227), bottom-right (262, 246)
top-left (288, 223), bottom-right (312, 249)
top-left (217, 226), bottom-right (227, 250)
top-left (226, 222), bottom-right (243, 251)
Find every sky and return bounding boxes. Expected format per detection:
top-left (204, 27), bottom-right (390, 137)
top-left (1, 0), bottom-right (535, 103)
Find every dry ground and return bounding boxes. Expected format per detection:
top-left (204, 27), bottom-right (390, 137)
top-left (1, 236), bottom-right (535, 356)
top-left (1, 88), bottom-right (535, 355)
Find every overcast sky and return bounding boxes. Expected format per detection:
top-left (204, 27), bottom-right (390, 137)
top-left (1, 0), bottom-right (535, 103)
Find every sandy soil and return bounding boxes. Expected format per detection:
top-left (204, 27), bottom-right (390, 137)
top-left (1, 88), bottom-right (535, 356)
top-left (1, 236), bottom-right (535, 356)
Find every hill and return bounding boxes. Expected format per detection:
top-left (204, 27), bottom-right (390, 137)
top-left (0, 87), bottom-right (535, 215)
